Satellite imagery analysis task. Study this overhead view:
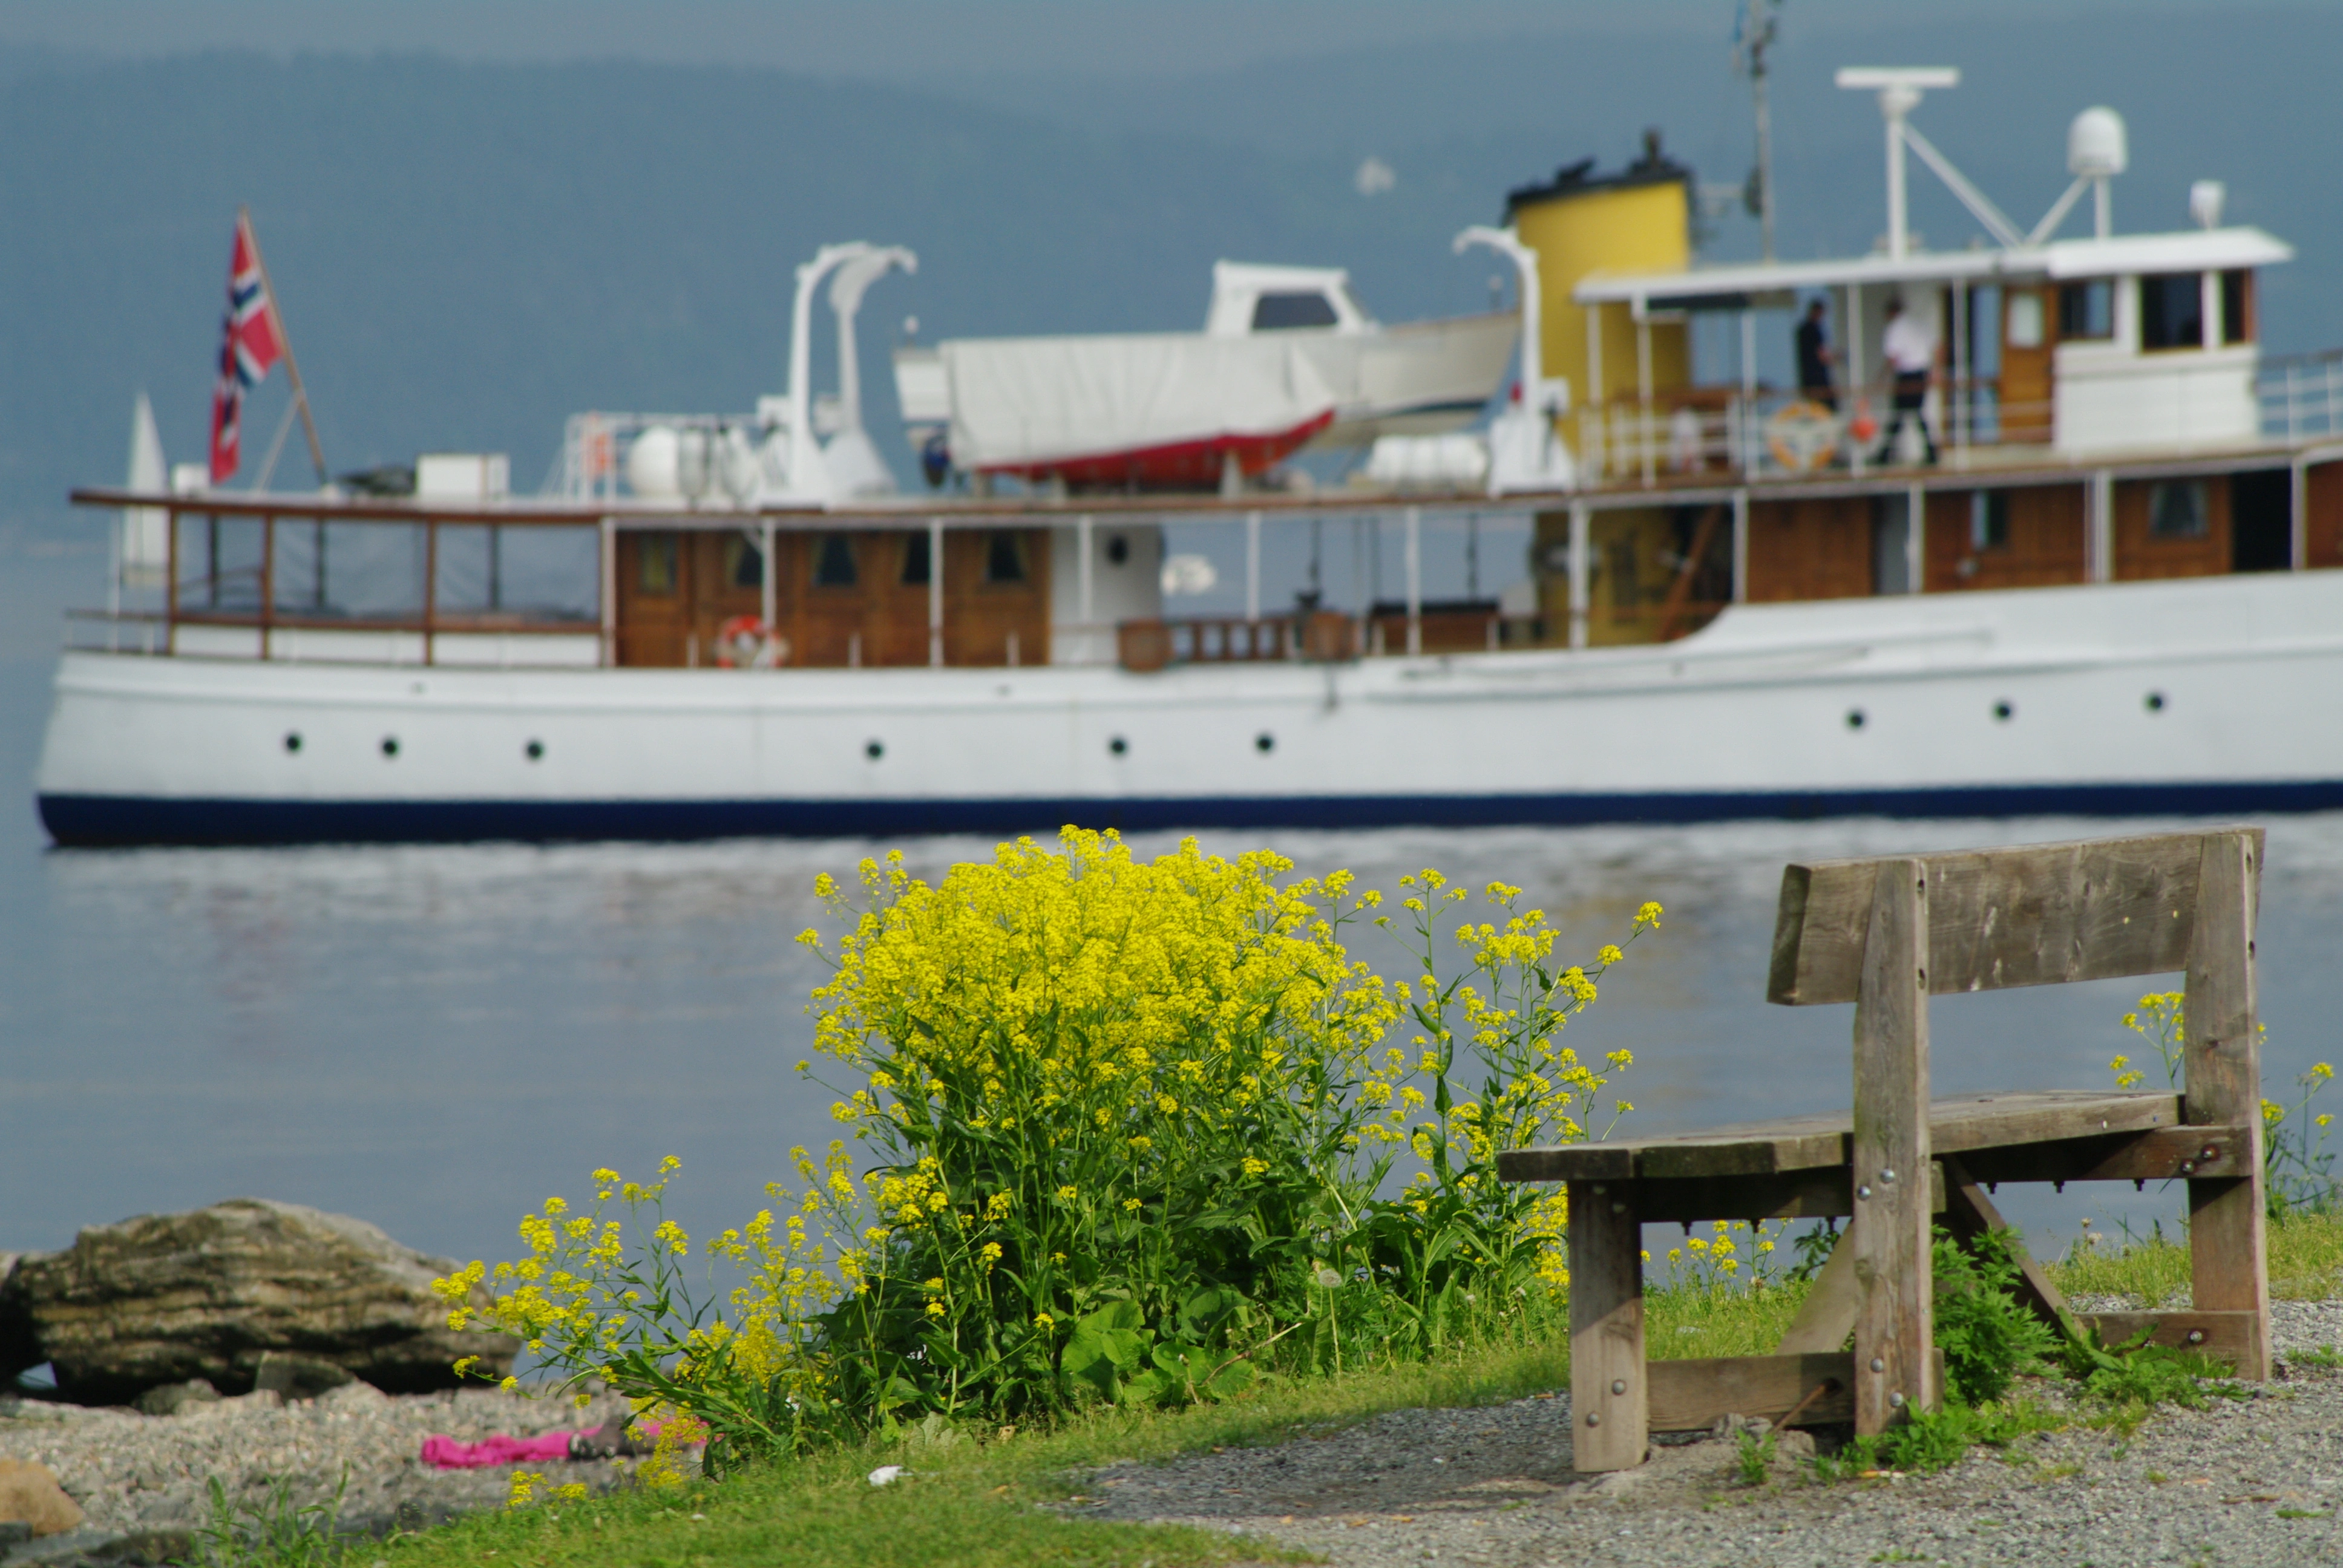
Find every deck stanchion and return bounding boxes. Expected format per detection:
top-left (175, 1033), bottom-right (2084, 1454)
top-left (1078, 513), bottom-right (1095, 660)
top-left (1906, 482), bottom-right (1925, 593)
top-left (1245, 509), bottom-right (1261, 624)
top-left (760, 520), bottom-right (777, 636)
top-left (928, 517), bottom-right (945, 668)
top-left (1731, 489), bottom-right (1750, 603)
top-left (599, 515), bottom-right (617, 667)
top-left (2292, 458), bottom-right (2310, 571)
top-left (2185, 829), bottom-right (2272, 1379)
top-left (166, 505), bottom-right (180, 657)
top-left (2089, 470), bottom-right (2115, 583)
top-left (1567, 501), bottom-right (1591, 650)
top-left (260, 514), bottom-right (275, 659)
top-left (423, 517), bottom-right (438, 667)
top-left (1847, 282), bottom-right (1867, 478)
top-left (1850, 857), bottom-right (1935, 1432)
top-left (1404, 506), bottom-right (1422, 656)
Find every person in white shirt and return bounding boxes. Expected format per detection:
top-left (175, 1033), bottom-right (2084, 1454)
top-left (1874, 296), bottom-right (1939, 465)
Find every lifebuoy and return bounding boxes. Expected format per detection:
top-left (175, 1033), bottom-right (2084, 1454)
top-left (1765, 400), bottom-right (1841, 473)
top-left (714, 615), bottom-right (782, 669)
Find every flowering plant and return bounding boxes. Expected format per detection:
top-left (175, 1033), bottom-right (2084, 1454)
top-left (439, 830), bottom-right (1660, 1458)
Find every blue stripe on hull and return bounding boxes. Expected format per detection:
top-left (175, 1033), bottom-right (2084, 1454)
top-left (38, 782), bottom-right (2343, 847)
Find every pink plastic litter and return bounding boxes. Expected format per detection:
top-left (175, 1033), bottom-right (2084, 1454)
top-left (419, 1431), bottom-right (580, 1469)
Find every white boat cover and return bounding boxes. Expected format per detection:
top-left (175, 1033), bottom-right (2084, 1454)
top-left (942, 333), bottom-right (1336, 469)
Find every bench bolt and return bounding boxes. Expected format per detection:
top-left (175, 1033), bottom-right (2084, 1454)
top-left (1611, 1379), bottom-right (1627, 1395)
top-left (1869, 1357), bottom-right (1885, 1373)
top-left (1856, 1184), bottom-right (1872, 1200)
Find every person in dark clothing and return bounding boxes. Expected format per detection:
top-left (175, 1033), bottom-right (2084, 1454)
top-left (1795, 299), bottom-right (1838, 411)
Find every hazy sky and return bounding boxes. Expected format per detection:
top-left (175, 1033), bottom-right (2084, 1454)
top-left (0, 0), bottom-right (2298, 79)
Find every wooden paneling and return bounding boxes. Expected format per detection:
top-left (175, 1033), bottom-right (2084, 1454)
top-left (1647, 1353), bottom-right (1850, 1432)
top-left (1743, 496), bottom-right (1874, 603)
top-left (2307, 460), bottom-right (2343, 568)
top-left (1768, 830), bottom-right (2262, 1005)
top-left (612, 527), bottom-right (1049, 669)
top-left (2114, 478), bottom-right (2230, 581)
top-left (1924, 484), bottom-right (2088, 592)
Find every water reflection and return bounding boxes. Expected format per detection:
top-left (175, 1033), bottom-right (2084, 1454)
top-left (7, 814), bottom-right (2340, 1272)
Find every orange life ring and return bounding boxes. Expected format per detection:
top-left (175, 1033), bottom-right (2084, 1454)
top-left (714, 615), bottom-right (777, 669)
top-left (1765, 400), bottom-right (1841, 473)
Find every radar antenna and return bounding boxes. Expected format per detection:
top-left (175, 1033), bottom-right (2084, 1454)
top-left (1733, 0), bottom-right (1785, 261)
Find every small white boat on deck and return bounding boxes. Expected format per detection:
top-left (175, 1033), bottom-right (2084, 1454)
top-left (890, 261), bottom-right (1521, 491)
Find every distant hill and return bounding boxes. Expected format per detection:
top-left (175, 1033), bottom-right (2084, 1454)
top-left (2, 8), bottom-right (2338, 538)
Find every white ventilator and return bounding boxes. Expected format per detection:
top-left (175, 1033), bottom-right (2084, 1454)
top-left (120, 393), bottom-right (169, 589)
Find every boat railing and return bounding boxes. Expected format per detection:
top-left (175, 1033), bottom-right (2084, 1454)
top-left (2258, 350), bottom-right (2343, 444)
top-left (1574, 379), bottom-right (2054, 488)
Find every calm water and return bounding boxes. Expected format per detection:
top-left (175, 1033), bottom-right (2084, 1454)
top-left (7, 550), bottom-right (2342, 1269)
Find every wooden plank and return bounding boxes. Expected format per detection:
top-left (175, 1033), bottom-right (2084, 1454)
top-left (1939, 1155), bottom-right (2079, 1339)
top-left (1498, 1091), bottom-right (2180, 1184)
top-left (2183, 829), bottom-right (2272, 1380)
top-left (1633, 1163), bottom-right (1944, 1224)
top-left (1954, 1123), bottom-right (2253, 1185)
top-left (1566, 1179), bottom-right (1648, 1471)
top-left (1775, 1229), bottom-right (1860, 1355)
top-left (1768, 829), bottom-right (2266, 1006)
top-left (1852, 858), bottom-right (1935, 1434)
top-left (2079, 1311), bottom-right (2264, 1365)
top-left (1648, 1353), bottom-right (1850, 1431)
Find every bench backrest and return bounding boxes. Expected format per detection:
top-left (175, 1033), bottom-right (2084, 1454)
top-left (1767, 827), bottom-right (2266, 1006)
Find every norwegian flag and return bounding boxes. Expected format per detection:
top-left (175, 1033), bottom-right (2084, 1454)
top-left (208, 214), bottom-right (283, 483)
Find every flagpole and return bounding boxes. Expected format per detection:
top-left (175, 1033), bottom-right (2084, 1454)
top-left (237, 206), bottom-right (328, 486)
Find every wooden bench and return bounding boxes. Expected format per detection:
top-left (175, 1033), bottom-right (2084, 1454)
top-left (1495, 828), bottom-right (2271, 1471)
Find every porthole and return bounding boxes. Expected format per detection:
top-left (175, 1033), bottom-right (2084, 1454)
top-left (1255, 732), bottom-right (1275, 754)
top-left (1992, 701), bottom-right (2013, 722)
top-left (283, 732), bottom-right (303, 754)
top-left (865, 740), bottom-right (885, 760)
top-left (1845, 709), bottom-right (1866, 731)
top-left (525, 739), bottom-right (545, 761)
top-left (2145, 691), bottom-right (2167, 713)
top-left (1108, 736), bottom-right (1129, 757)
top-left (1106, 534), bottom-right (1130, 566)
top-left (381, 736), bottom-right (401, 759)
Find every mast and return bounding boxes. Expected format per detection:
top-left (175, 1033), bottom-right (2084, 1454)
top-left (238, 207), bottom-right (328, 486)
top-left (1736, 0), bottom-right (1783, 262)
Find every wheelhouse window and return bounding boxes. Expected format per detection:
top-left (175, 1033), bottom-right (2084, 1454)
top-left (900, 531), bottom-right (931, 585)
top-left (1970, 491), bottom-right (2011, 552)
top-left (2149, 480), bottom-right (2209, 539)
top-left (813, 534), bottom-right (857, 587)
top-left (2140, 273), bottom-right (2204, 350)
top-left (1250, 292), bottom-right (1340, 331)
top-left (2221, 269), bottom-right (2254, 344)
top-left (984, 531), bottom-right (1027, 583)
top-left (638, 534), bottom-right (677, 594)
top-left (2057, 279), bottom-right (2112, 341)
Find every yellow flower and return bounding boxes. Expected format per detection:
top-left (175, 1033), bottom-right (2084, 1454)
top-left (1240, 1157), bottom-right (1269, 1178)
top-left (1054, 1184), bottom-right (1079, 1202)
top-left (1034, 1312), bottom-right (1055, 1329)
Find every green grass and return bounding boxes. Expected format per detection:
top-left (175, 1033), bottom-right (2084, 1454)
top-left (2048, 1210), bottom-right (2343, 1305)
top-left (379, 1287), bottom-right (1807, 1568)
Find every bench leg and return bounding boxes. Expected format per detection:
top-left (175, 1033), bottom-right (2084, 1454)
top-left (1852, 858), bottom-right (1936, 1433)
top-left (2184, 831), bottom-right (2272, 1379)
top-left (1567, 1178), bottom-right (1647, 1470)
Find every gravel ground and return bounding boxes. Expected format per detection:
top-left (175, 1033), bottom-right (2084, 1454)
top-left (0, 1382), bottom-right (637, 1564)
top-left (1080, 1300), bottom-right (2343, 1567)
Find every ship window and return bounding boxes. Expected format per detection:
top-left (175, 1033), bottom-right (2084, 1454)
top-left (1251, 292), bottom-right (1340, 331)
top-left (900, 531), bottom-right (931, 585)
top-left (2057, 279), bottom-right (2112, 341)
top-left (637, 534), bottom-right (677, 595)
top-left (985, 531), bottom-right (1027, 583)
top-left (2140, 273), bottom-right (2204, 350)
top-left (813, 534), bottom-right (857, 587)
top-left (2221, 270), bottom-right (2253, 344)
top-left (724, 534), bottom-right (763, 589)
top-left (2149, 480), bottom-right (2209, 539)
top-left (2006, 290), bottom-right (2045, 349)
top-left (1970, 491), bottom-right (2011, 552)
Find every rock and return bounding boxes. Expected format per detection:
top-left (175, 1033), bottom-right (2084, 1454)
top-left (251, 1352), bottom-right (352, 1402)
top-left (0, 1255), bottom-right (40, 1385)
top-left (0, 1459), bottom-right (84, 1537)
top-left (131, 1380), bottom-right (218, 1417)
top-left (10, 1200), bottom-right (508, 1405)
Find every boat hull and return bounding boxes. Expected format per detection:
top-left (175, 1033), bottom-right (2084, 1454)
top-left (36, 572), bottom-right (2343, 846)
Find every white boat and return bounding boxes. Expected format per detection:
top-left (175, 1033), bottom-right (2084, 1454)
top-left (34, 67), bottom-right (2343, 845)
top-left (889, 261), bottom-right (1521, 491)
